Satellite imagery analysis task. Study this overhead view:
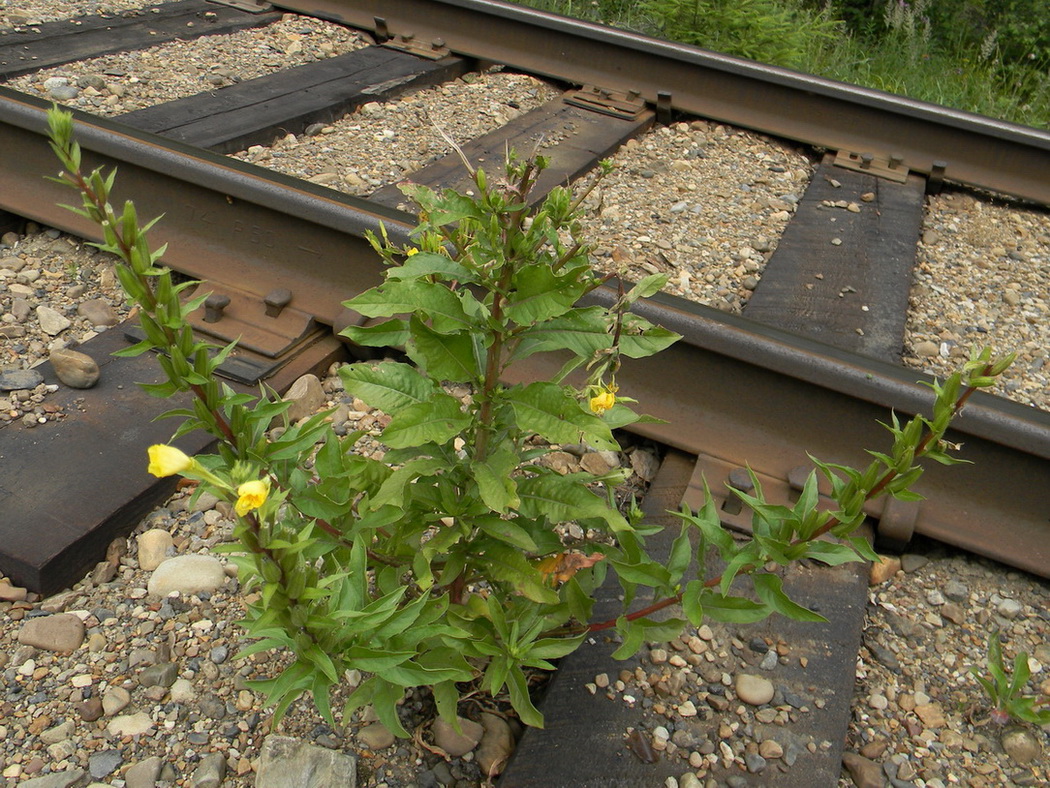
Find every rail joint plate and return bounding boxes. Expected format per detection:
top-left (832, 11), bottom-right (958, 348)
top-left (382, 34), bottom-right (451, 60)
top-left (833, 149), bottom-right (910, 183)
top-left (565, 84), bottom-right (647, 120)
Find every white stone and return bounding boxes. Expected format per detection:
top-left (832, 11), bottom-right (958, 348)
top-left (106, 712), bottom-right (154, 737)
top-left (147, 555), bottom-right (226, 597)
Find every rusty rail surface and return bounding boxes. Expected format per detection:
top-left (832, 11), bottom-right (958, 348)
top-left (266, 0), bottom-right (1050, 206)
top-left (1, 87), bottom-right (1047, 576)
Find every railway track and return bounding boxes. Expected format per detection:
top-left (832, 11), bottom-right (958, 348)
top-left (0, 1), bottom-right (1048, 786)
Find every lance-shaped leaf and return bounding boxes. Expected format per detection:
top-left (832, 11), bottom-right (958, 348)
top-left (470, 540), bottom-right (559, 604)
top-left (381, 393), bottom-right (471, 449)
top-left (385, 251), bottom-right (476, 283)
top-left (752, 573), bottom-right (826, 622)
top-left (405, 317), bottom-right (480, 383)
top-left (505, 263), bottom-right (586, 325)
top-left (471, 447), bottom-right (520, 513)
top-left (517, 471), bottom-right (630, 532)
top-left (506, 381), bottom-right (617, 451)
top-left (344, 279), bottom-right (471, 333)
top-left (340, 361), bottom-right (436, 415)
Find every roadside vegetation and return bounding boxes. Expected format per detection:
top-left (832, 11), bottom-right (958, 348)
top-left (513, 0), bottom-right (1050, 129)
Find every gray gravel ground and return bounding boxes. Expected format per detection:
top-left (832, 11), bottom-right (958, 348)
top-left (0, 3), bottom-right (1047, 787)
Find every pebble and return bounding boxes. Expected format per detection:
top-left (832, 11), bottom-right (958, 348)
top-left (0, 368), bottom-right (44, 391)
top-left (48, 347), bottom-right (100, 388)
top-left (1001, 726), bottom-right (1042, 765)
top-left (735, 673), bottom-right (775, 705)
top-left (147, 554), bottom-right (226, 596)
top-left (137, 528), bottom-right (175, 570)
top-left (191, 751), bottom-right (227, 788)
top-left (282, 373), bottom-right (327, 422)
top-left (433, 716), bottom-right (485, 757)
top-left (76, 298), bottom-right (119, 326)
top-left (358, 722), bottom-right (395, 750)
top-left (255, 735), bottom-right (357, 788)
top-left (106, 712), bottom-right (154, 738)
top-left (17, 613), bottom-right (86, 652)
top-left (475, 713), bottom-right (515, 777)
top-left (36, 305), bottom-right (72, 336)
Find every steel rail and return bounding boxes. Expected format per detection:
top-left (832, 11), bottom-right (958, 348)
top-left (1, 88), bottom-right (1048, 577)
top-left (267, 0), bottom-right (1050, 206)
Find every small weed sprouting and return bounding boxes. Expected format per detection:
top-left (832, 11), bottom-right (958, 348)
top-left (972, 631), bottom-right (1050, 726)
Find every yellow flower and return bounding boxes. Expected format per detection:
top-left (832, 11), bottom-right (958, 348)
top-left (147, 444), bottom-right (195, 478)
top-left (235, 479), bottom-right (270, 517)
top-left (588, 384), bottom-right (619, 415)
top-left (406, 247), bottom-right (419, 256)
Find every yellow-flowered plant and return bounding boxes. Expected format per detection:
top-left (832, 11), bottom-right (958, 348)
top-left (235, 479), bottom-right (270, 516)
top-left (147, 444), bottom-right (195, 477)
top-left (588, 383), bottom-right (618, 415)
top-left (47, 107), bottom-right (1014, 744)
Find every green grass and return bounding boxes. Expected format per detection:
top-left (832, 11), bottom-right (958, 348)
top-left (509, 0), bottom-right (1050, 129)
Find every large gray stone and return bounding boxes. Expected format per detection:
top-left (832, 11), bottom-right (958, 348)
top-left (0, 367), bottom-right (43, 391)
top-left (190, 751), bottom-right (226, 788)
top-left (255, 735), bottom-right (356, 788)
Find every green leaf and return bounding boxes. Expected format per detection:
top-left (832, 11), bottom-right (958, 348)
top-left (341, 318), bottom-right (410, 348)
top-left (666, 522), bottom-right (693, 585)
top-left (342, 646), bottom-right (415, 673)
top-left (517, 471), bottom-right (630, 532)
top-left (369, 457), bottom-right (448, 510)
top-left (344, 280), bottom-right (471, 332)
top-left (800, 540), bottom-right (866, 567)
top-left (506, 382), bottom-right (617, 451)
top-left (752, 573), bottom-right (826, 622)
top-left (472, 448), bottom-right (521, 513)
top-left (386, 251), bottom-right (475, 283)
top-left (431, 680), bottom-right (461, 727)
top-left (405, 317), bottom-right (479, 383)
top-left (505, 264), bottom-right (584, 325)
top-left (682, 579), bottom-right (704, 627)
top-left (472, 540), bottom-right (559, 604)
top-left (381, 393), bottom-right (471, 449)
top-left (506, 664), bottom-right (544, 728)
top-left (700, 591), bottom-right (770, 623)
top-left (340, 361), bottom-right (436, 415)
top-left (474, 516), bottom-right (537, 552)
top-left (623, 273), bottom-right (668, 303)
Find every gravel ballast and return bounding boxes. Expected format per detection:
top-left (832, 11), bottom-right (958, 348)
top-left (1, 2), bottom-right (1049, 786)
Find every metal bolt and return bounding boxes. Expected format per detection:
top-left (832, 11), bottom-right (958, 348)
top-left (722, 467), bottom-right (754, 515)
top-left (432, 37), bottom-right (445, 49)
top-left (860, 153), bottom-right (874, 170)
top-left (264, 288), bottom-right (292, 318)
top-left (888, 153), bottom-right (903, 170)
top-left (203, 294), bottom-right (230, 323)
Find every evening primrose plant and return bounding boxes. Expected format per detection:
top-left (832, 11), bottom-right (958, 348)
top-left (47, 106), bottom-right (1014, 737)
